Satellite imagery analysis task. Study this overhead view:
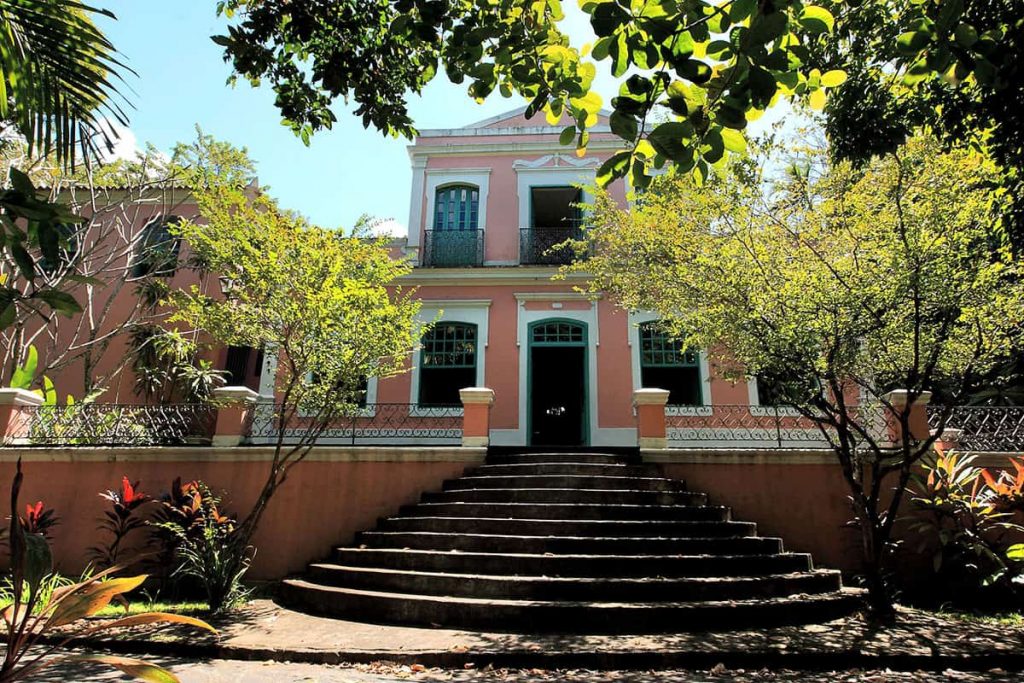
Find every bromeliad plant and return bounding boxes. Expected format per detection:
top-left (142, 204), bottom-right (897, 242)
top-left (20, 501), bottom-right (57, 540)
top-left (90, 476), bottom-right (152, 569)
top-left (912, 450), bottom-right (1024, 598)
top-left (0, 460), bottom-right (215, 683)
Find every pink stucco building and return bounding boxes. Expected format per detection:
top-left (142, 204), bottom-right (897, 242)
top-left (249, 107), bottom-right (766, 448)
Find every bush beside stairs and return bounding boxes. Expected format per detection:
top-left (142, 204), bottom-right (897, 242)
top-left (279, 451), bottom-right (864, 633)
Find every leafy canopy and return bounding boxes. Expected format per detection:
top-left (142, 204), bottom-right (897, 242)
top-left (213, 1), bottom-right (1016, 193)
top-left (579, 135), bottom-right (1024, 407)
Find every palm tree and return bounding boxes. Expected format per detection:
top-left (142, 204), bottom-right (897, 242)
top-left (0, 0), bottom-right (131, 168)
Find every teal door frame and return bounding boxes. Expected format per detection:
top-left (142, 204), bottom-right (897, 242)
top-left (526, 318), bottom-right (590, 446)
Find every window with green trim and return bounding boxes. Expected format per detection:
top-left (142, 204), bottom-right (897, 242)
top-left (531, 321), bottom-right (585, 345)
top-left (419, 322), bottom-right (477, 406)
top-left (639, 322), bottom-right (702, 406)
top-left (433, 185), bottom-right (479, 231)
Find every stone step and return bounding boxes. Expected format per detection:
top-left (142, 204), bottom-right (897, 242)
top-left (445, 475), bottom-right (685, 491)
top-left (424, 488), bottom-right (707, 506)
top-left (355, 531), bottom-right (783, 555)
top-left (377, 516), bottom-right (758, 538)
top-left (278, 580), bottom-right (863, 633)
top-left (471, 463), bottom-right (659, 477)
top-left (400, 502), bottom-right (731, 521)
top-left (305, 564), bottom-right (843, 601)
top-left (332, 547), bottom-right (812, 577)
top-left (487, 453), bottom-right (632, 465)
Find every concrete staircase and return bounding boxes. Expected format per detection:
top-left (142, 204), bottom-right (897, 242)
top-left (279, 452), bottom-right (862, 632)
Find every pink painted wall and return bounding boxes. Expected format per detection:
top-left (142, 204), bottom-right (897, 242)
top-left (2, 453), bottom-right (476, 580)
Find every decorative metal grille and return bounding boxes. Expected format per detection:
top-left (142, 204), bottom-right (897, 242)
top-left (531, 321), bottom-right (585, 345)
top-left (13, 403), bottom-right (215, 447)
top-left (665, 404), bottom-right (890, 448)
top-left (519, 225), bottom-right (586, 265)
top-left (928, 405), bottom-right (1024, 451)
top-left (422, 229), bottom-right (484, 267)
top-left (245, 403), bottom-right (462, 445)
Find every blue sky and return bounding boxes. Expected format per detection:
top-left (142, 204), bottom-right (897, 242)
top-left (95, 2), bottom-right (615, 234)
top-left (96, 3), bottom-right (793, 234)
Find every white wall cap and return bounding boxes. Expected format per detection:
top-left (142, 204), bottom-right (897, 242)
top-left (633, 388), bottom-right (671, 406)
top-left (212, 386), bottom-right (261, 404)
top-left (459, 387), bottom-right (496, 405)
top-left (884, 389), bottom-right (933, 407)
top-left (0, 389), bottom-right (44, 406)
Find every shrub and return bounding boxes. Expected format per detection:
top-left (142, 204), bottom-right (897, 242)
top-left (90, 476), bottom-right (152, 569)
top-left (154, 481), bottom-right (251, 612)
top-left (911, 450), bottom-right (1024, 602)
top-left (20, 501), bottom-right (58, 539)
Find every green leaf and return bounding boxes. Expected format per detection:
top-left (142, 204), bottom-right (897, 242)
top-left (720, 127), bottom-right (747, 153)
top-left (10, 345), bottom-right (38, 389)
top-left (954, 23), bottom-right (978, 48)
top-left (799, 6), bottom-right (834, 34)
top-left (820, 70), bottom-right (847, 88)
top-left (648, 121), bottom-right (692, 160)
top-left (897, 30), bottom-right (931, 55)
top-left (675, 58), bottom-right (712, 85)
top-left (596, 150), bottom-right (631, 187)
top-left (729, 0), bottom-right (757, 22)
top-left (10, 242), bottom-right (35, 280)
top-left (23, 533), bottom-right (52, 593)
top-left (609, 111), bottom-right (638, 141)
top-left (8, 168), bottom-right (35, 196)
top-left (59, 655), bottom-right (181, 683)
top-left (36, 289), bottom-right (82, 316)
top-left (559, 126), bottom-right (576, 145)
top-left (1007, 543), bottom-right (1024, 560)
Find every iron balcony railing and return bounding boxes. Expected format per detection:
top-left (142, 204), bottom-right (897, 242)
top-left (519, 225), bottom-right (587, 265)
top-left (928, 405), bottom-right (1024, 452)
top-left (10, 403), bottom-right (216, 447)
top-left (422, 229), bottom-right (484, 267)
top-left (664, 403), bottom-right (890, 448)
top-left (244, 402), bottom-right (462, 445)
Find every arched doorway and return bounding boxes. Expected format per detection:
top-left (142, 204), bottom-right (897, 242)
top-left (527, 319), bottom-right (588, 446)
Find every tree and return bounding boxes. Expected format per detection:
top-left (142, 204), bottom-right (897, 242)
top-left (0, 0), bottom-right (133, 336)
top-left (576, 135), bottom-right (1024, 613)
top-left (214, 0), bottom-right (850, 189)
top-left (167, 145), bottom-right (422, 595)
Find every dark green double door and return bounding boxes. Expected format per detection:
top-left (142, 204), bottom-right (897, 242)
top-left (528, 320), bottom-right (587, 446)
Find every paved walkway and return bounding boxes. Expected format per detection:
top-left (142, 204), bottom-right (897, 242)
top-left (25, 658), bottom-right (1024, 682)
top-left (60, 600), bottom-right (1024, 672)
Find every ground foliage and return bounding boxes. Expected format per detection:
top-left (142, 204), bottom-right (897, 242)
top-left (576, 135), bottom-right (1024, 612)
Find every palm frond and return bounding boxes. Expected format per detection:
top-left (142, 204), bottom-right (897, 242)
top-left (0, 0), bottom-right (133, 168)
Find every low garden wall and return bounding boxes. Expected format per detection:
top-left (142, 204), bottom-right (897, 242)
top-left (0, 446), bottom-right (485, 580)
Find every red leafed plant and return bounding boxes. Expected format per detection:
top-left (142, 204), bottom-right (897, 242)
top-left (20, 501), bottom-right (58, 539)
top-left (90, 476), bottom-right (153, 569)
top-left (981, 457), bottom-right (1024, 510)
top-left (0, 459), bottom-right (216, 683)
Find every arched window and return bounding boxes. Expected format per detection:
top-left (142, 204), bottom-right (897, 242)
top-left (433, 185), bottom-right (479, 231)
top-left (419, 322), bottom-right (477, 406)
top-left (132, 216), bottom-right (181, 278)
top-left (638, 322), bottom-right (702, 406)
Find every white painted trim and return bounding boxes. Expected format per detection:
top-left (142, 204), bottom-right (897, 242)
top-left (420, 170), bottom-right (491, 265)
top-left (408, 139), bottom-right (625, 159)
top-left (514, 292), bottom-right (600, 302)
top-left (256, 343), bottom-right (278, 400)
top-left (516, 163), bottom-right (597, 235)
top-left (410, 302), bottom-right (490, 410)
top-left (515, 296), bottom-right (600, 347)
top-left (627, 311), bottom-right (712, 413)
top-left (513, 154), bottom-right (601, 169)
top-left (434, 105), bottom-right (613, 131)
top-left (407, 156), bottom-right (428, 251)
top-left (514, 306), bottom-right (600, 447)
top-left (401, 266), bottom-right (588, 286)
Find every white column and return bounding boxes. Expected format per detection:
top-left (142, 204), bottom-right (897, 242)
top-left (257, 343), bottom-right (278, 400)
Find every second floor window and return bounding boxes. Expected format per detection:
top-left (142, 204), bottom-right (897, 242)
top-left (132, 216), bottom-right (181, 278)
top-left (639, 322), bottom-right (702, 406)
top-left (419, 322), bottom-right (477, 406)
top-left (434, 185), bottom-right (479, 230)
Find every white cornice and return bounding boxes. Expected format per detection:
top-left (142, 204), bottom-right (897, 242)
top-left (407, 139), bottom-right (626, 159)
top-left (513, 153), bottom-right (601, 169)
top-left (418, 299), bottom-right (493, 308)
top-left (424, 167), bottom-right (492, 175)
top-left (398, 266), bottom-right (592, 287)
top-left (514, 292), bottom-right (601, 302)
top-left (417, 125), bottom-right (613, 138)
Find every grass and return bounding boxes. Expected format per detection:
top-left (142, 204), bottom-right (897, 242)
top-left (95, 600), bottom-right (210, 618)
top-left (937, 609), bottom-right (1024, 626)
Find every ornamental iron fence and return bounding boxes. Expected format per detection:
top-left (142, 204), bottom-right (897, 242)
top-left (422, 229), bottom-right (484, 267)
top-left (244, 403), bottom-right (463, 446)
top-left (10, 403), bottom-right (215, 447)
top-left (519, 225), bottom-right (587, 265)
top-left (665, 403), bottom-right (891, 449)
top-left (928, 405), bottom-right (1024, 452)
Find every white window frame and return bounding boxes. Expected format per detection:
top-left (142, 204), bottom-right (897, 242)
top-left (627, 311), bottom-right (712, 416)
top-left (409, 300), bottom-right (490, 416)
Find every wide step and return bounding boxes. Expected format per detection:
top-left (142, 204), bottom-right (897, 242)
top-left (279, 580), bottom-right (863, 633)
top-left (280, 449), bottom-right (861, 631)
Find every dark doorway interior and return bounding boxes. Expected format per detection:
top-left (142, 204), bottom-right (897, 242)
top-left (530, 186), bottom-right (581, 227)
top-left (530, 345), bottom-right (586, 446)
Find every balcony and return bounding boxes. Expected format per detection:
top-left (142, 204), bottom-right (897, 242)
top-left (519, 225), bottom-right (587, 265)
top-left (422, 229), bottom-right (484, 267)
